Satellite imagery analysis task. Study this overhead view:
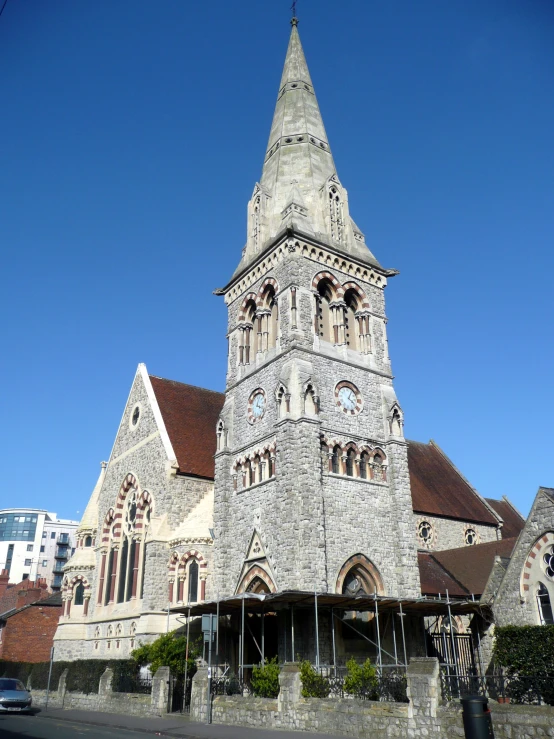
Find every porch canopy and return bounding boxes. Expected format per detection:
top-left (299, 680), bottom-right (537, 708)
top-left (171, 590), bottom-right (487, 617)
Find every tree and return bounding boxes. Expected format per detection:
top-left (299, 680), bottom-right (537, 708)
top-left (131, 631), bottom-right (199, 678)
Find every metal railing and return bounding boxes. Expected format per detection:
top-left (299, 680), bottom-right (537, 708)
top-left (440, 668), bottom-right (554, 706)
top-left (113, 673), bottom-right (152, 695)
top-left (314, 665), bottom-right (408, 703)
top-left (211, 675), bottom-right (252, 697)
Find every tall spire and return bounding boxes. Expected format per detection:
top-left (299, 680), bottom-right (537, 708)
top-left (236, 18), bottom-right (381, 276)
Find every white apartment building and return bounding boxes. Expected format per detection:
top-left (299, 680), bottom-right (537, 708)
top-left (0, 509), bottom-right (79, 590)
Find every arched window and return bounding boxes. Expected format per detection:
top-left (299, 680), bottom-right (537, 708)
top-left (242, 299), bottom-right (257, 364)
top-left (329, 186), bottom-right (345, 243)
top-left (260, 285), bottom-right (278, 351)
top-left (254, 455), bottom-right (263, 484)
top-left (217, 420), bottom-right (226, 451)
top-left (391, 408), bottom-right (403, 436)
top-left (84, 536), bottom-right (92, 547)
top-left (346, 448), bottom-right (356, 477)
top-left (252, 195), bottom-right (261, 251)
top-left (264, 451), bottom-right (274, 479)
top-left (245, 459), bottom-right (253, 487)
top-left (305, 385), bottom-right (317, 415)
top-left (359, 451), bottom-right (369, 480)
top-left (537, 583), bottom-right (554, 625)
top-left (372, 453), bottom-right (386, 481)
top-left (188, 560), bottom-right (199, 604)
top-left (344, 289), bottom-right (359, 351)
top-left (74, 583), bottom-right (84, 606)
top-left (277, 385), bottom-right (286, 418)
top-left (332, 446), bottom-right (341, 474)
top-left (316, 280), bottom-right (334, 343)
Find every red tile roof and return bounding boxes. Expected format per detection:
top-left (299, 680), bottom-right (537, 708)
top-left (430, 537), bottom-right (518, 596)
top-left (149, 376), bottom-right (225, 479)
top-left (417, 552), bottom-right (469, 598)
top-left (485, 498), bottom-right (525, 539)
top-left (408, 441), bottom-right (499, 525)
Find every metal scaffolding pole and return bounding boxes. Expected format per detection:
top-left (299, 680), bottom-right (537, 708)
top-left (331, 607), bottom-right (336, 674)
top-left (374, 593), bottom-right (382, 672)
top-left (291, 604), bottom-right (295, 662)
top-left (391, 613), bottom-right (398, 665)
top-left (184, 607), bottom-right (191, 712)
top-left (314, 587), bottom-right (320, 668)
top-left (398, 602), bottom-right (408, 668)
top-left (240, 597), bottom-right (245, 682)
top-left (446, 590), bottom-right (459, 679)
top-left (216, 596), bottom-right (220, 668)
top-left (261, 608), bottom-right (265, 664)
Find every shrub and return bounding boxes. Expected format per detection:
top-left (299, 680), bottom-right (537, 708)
top-left (131, 631), bottom-right (198, 679)
top-left (251, 657), bottom-right (280, 698)
top-left (299, 660), bottom-right (330, 698)
top-left (343, 657), bottom-right (378, 700)
top-left (30, 661), bottom-right (71, 690)
top-left (493, 626), bottom-right (554, 676)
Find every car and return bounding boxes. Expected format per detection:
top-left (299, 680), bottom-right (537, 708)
top-left (0, 678), bottom-right (33, 713)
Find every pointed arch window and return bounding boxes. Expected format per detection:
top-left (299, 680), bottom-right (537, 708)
top-left (74, 583), bottom-right (84, 606)
top-left (359, 451), bottom-right (369, 480)
top-left (372, 453), bottom-right (386, 481)
top-left (344, 289), bottom-right (359, 351)
top-left (316, 280), bottom-right (334, 343)
top-left (537, 583), bottom-right (554, 625)
top-left (188, 560), bottom-right (199, 604)
top-left (84, 535), bottom-right (92, 547)
top-left (332, 446), bottom-right (341, 474)
top-left (346, 449), bottom-right (356, 477)
top-left (329, 186), bottom-right (345, 243)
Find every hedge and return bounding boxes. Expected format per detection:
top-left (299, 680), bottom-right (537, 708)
top-left (0, 659), bottom-right (138, 694)
top-left (493, 625), bottom-right (554, 675)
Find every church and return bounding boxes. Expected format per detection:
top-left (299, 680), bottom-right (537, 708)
top-left (53, 18), bottom-right (554, 668)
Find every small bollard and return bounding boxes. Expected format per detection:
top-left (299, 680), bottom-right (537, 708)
top-left (460, 695), bottom-right (494, 739)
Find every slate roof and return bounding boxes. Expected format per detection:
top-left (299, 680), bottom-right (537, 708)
top-left (485, 497), bottom-right (526, 539)
top-left (407, 441), bottom-right (499, 525)
top-left (417, 552), bottom-right (469, 598)
top-left (0, 591), bottom-right (62, 621)
top-left (149, 376), bottom-right (224, 479)
top-left (429, 537), bottom-right (518, 596)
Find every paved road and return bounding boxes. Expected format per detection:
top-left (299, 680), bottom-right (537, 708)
top-left (0, 711), bottom-right (349, 739)
top-left (0, 714), bottom-right (150, 738)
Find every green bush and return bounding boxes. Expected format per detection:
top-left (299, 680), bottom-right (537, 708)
top-left (251, 657), bottom-right (280, 698)
top-left (299, 660), bottom-right (330, 698)
top-left (343, 657), bottom-right (378, 699)
top-left (131, 631), bottom-right (198, 679)
top-left (0, 661), bottom-right (34, 685)
top-left (30, 661), bottom-right (72, 690)
top-left (493, 626), bottom-right (554, 675)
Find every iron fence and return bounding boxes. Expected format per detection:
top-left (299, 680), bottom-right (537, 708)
top-left (112, 672), bottom-right (153, 695)
top-left (440, 668), bottom-right (554, 706)
top-left (211, 675), bottom-right (252, 697)
top-left (315, 666), bottom-right (408, 703)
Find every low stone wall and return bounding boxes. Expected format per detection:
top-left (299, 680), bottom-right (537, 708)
top-left (193, 659), bottom-right (554, 739)
top-left (31, 666), bottom-right (170, 717)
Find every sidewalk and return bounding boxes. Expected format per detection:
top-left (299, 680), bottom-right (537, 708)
top-left (38, 708), bottom-right (349, 739)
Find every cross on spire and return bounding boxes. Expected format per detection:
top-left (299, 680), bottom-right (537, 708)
top-left (291, 0), bottom-right (298, 25)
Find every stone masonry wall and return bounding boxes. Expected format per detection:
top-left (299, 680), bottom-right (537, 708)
top-left (414, 513), bottom-right (499, 553)
top-left (193, 658), bottom-right (554, 739)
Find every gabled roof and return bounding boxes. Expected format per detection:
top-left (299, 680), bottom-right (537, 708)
top-left (0, 592), bottom-right (62, 622)
top-left (417, 552), bottom-right (469, 598)
top-left (407, 440), bottom-right (499, 525)
top-left (430, 537), bottom-right (518, 597)
top-left (149, 376), bottom-right (224, 479)
top-left (485, 497), bottom-right (526, 539)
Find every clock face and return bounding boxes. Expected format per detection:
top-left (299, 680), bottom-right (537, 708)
top-left (335, 381), bottom-right (362, 415)
top-left (252, 393), bottom-right (266, 418)
top-left (338, 387), bottom-right (357, 411)
top-left (248, 389), bottom-right (267, 423)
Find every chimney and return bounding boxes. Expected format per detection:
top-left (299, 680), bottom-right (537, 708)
top-left (15, 580), bottom-right (43, 609)
top-left (0, 569), bottom-right (9, 598)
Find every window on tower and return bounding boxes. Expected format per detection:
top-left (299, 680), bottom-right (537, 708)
top-left (316, 279), bottom-right (334, 343)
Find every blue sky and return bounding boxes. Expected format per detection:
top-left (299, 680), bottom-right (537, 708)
top-left (1, 0), bottom-right (552, 520)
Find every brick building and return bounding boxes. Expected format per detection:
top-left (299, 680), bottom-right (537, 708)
top-left (0, 571), bottom-right (62, 662)
top-left (52, 17), bottom-right (549, 668)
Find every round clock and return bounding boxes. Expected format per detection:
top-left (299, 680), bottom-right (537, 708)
top-left (247, 389), bottom-right (266, 423)
top-left (335, 381), bottom-right (362, 415)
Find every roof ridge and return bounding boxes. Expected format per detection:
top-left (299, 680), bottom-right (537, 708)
top-left (149, 375), bottom-right (224, 396)
top-left (428, 439), bottom-right (502, 525)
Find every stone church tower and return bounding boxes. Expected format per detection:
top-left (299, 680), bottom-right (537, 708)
top-left (213, 19), bottom-right (421, 601)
